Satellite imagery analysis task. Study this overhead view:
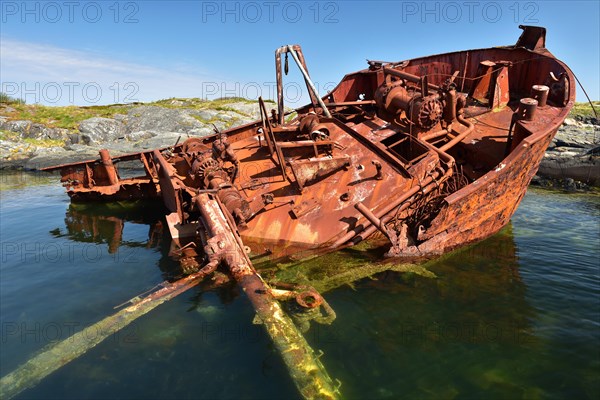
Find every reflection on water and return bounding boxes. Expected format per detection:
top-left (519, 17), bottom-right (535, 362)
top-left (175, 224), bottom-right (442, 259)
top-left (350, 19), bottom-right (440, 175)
top-left (50, 202), bottom-right (192, 281)
top-left (51, 203), bottom-right (160, 253)
top-left (1, 175), bottom-right (598, 399)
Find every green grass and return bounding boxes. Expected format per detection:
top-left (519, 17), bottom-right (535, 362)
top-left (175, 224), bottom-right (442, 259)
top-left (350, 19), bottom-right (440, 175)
top-left (1, 130), bottom-right (65, 147)
top-left (0, 97), bottom-right (275, 135)
top-left (0, 92), bottom-right (25, 105)
top-left (0, 130), bottom-right (20, 141)
top-left (146, 96), bottom-right (260, 112)
top-left (285, 111), bottom-right (298, 123)
top-left (569, 101), bottom-right (600, 119)
top-left (3, 104), bottom-right (129, 130)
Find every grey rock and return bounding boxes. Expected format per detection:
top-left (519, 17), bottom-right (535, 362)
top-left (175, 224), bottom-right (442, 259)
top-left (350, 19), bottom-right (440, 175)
top-left (65, 143), bottom-right (92, 152)
top-left (192, 109), bottom-right (218, 121)
top-left (67, 133), bottom-right (80, 145)
top-left (101, 143), bottom-right (138, 154)
top-left (23, 123), bottom-right (54, 140)
top-left (552, 125), bottom-right (598, 148)
top-left (124, 130), bottom-right (157, 142)
top-left (562, 117), bottom-right (580, 127)
top-left (585, 145), bottom-right (600, 156)
top-left (0, 120), bottom-right (69, 142)
top-left (539, 150), bottom-right (599, 185)
top-left (188, 126), bottom-right (214, 136)
top-left (1, 106), bottom-right (16, 113)
top-left (222, 101), bottom-right (267, 119)
top-left (49, 128), bottom-right (70, 141)
top-left (165, 99), bottom-right (189, 107)
top-left (124, 106), bottom-right (204, 134)
top-left (575, 115), bottom-right (599, 125)
top-left (79, 117), bottom-right (126, 145)
top-left (1, 120), bottom-right (32, 135)
top-left (132, 132), bottom-right (185, 150)
top-left (0, 140), bottom-right (38, 169)
top-left (216, 113), bottom-right (234, 122)
top-left (113, 113), bottom-right (128, 122)
top-left (24, 148), bottom-right (100, 170)
top-left (24, 147), bottom-right (70, 170)
top-left (537, 120), bottom-right (600, 185)
top-left (210, 121), bottom-right (227, 131)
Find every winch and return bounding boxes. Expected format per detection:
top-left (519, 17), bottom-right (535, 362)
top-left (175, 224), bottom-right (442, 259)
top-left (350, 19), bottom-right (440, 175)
top-left (374, 70), bottom-right (464, 131)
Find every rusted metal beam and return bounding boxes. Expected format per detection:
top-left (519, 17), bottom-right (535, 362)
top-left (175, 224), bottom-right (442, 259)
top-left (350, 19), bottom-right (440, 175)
top-left (383, 67), bottom-right (440, 91)
top-left (0, 267), bottom-right (217, 400)
top-left (287, 45), bottom-right (332, 118)
top-left (195, 193), bottom-right (340, 399)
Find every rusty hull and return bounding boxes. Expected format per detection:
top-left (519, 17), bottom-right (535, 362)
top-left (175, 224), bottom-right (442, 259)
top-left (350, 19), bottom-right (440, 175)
top-left (43, 26), bottom-right (575, 266)
top-left (37, 25), bottom-right (577, 400)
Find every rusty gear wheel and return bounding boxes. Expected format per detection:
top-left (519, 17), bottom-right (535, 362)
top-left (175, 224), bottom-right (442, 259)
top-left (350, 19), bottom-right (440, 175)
top-left (415, 98), bottom-right (443, 129)
top-left (194, 158), bottom-right (220, 181)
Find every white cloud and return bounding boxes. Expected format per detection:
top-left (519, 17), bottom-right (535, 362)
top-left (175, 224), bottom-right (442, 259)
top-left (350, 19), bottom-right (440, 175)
top-left (0, 38), bottom-right (232, 105)
top-left (0, 38), bottom-right (321, 106)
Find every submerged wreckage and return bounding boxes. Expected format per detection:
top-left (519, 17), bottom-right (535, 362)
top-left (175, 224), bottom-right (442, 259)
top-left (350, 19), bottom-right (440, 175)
top-left (3, 26), bottom-right (576, 399)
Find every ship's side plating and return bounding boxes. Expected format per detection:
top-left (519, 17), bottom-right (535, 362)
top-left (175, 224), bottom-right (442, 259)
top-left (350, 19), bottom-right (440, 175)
top-left (42, 26), bottom-right (575, 264)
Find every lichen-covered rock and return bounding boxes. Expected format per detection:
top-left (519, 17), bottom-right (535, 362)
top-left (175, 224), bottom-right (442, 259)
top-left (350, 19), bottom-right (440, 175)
top-left (537, 122), bottom-right (599, 185)
top-left (23, 123), bottom-right (56, 140)
top-left (1, 120), bottom-right (33, 135)
top-left (79, 117), bottom-right (126, 145)
top-left (24, 146), bottom-right (70, 170)
top-left (124, 130), bottom-right (157, 142)
top-left (0, 139), bottom-right (38, 168)
top-left (131, 132), bottom-right (186, 150)
top-left (124, 106), bottom-right (203, 134)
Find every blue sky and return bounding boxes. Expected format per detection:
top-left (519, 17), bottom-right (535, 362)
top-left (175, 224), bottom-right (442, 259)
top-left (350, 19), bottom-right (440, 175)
top-left (1, 0), bottom-right (598, 106)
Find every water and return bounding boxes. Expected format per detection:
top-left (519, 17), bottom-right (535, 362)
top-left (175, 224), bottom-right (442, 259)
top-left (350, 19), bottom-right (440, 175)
top-left (1, 172), bottom-right (598, 399)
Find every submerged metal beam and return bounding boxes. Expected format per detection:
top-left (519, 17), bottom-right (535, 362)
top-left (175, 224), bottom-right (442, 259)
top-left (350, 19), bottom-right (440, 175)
top-left (195, 193), bottom-right (340, 399)
top-left (0, 269), bottom-right (214, 400)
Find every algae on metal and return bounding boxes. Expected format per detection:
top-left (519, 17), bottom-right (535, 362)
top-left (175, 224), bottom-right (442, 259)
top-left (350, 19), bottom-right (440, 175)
top-left (0, 271), bottom-right (209, 400)
top-left (256, 240), bottom-right (437, 295)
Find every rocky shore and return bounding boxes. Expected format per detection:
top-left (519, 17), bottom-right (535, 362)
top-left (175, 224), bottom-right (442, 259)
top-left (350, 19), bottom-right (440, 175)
top-left (1, 99), bottom-right (598, 189)
top-left (533, 116), bottom-right (599, 189)
top-left (0, 98), bottom-right (273, 170)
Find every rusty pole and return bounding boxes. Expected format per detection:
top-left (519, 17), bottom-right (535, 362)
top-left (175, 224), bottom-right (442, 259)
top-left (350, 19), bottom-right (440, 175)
top-left (286, 46), bottom-right (332, 118)
top-left (195, 193), bottom-right (339, 400)
top-left (0, 266), bottom-right (217, 400)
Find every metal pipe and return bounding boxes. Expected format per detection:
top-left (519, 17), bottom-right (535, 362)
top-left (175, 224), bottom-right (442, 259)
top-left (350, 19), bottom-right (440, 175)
top-left (324, 100), bottom-right (376, 107)
top-left (383, 67), bottom-right (440, 91)
top-left (333, 174), bottom-right (437, 247)
top-left (336, 139), bottom-right (457, 248)
top-left (352, 178), bottom-right (442, 244)
top-left (351, 161), bottom-right (455, 244)
top-left (354, 202), bottom-right (392, 241)
top-left (287, 46), bottom-right (332, 118)
top-left (99, 149), bottom-right (119, 185)
top-left (439, 114), bottom-right (474, 152)
top-left (195, 193), bottom-right (339, 400)
top-left (443, 89), bottom-right (457, 124)
top-left (420, 128), bottom-right (450, 141)
top-left (0, 264), bottom-right (217, 400)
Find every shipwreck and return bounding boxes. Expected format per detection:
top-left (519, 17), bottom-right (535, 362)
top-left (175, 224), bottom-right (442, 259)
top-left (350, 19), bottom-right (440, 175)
top-left (2, 26), bottom-right (576, 400)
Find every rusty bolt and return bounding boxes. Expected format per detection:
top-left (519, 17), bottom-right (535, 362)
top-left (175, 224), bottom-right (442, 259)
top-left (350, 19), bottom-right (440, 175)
top-left (340, 192), bottom-right (350, 201)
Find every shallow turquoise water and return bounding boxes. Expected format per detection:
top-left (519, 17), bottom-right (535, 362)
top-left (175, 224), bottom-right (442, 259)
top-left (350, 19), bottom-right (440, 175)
top-left (1, 172), bottom-right (598, 399)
